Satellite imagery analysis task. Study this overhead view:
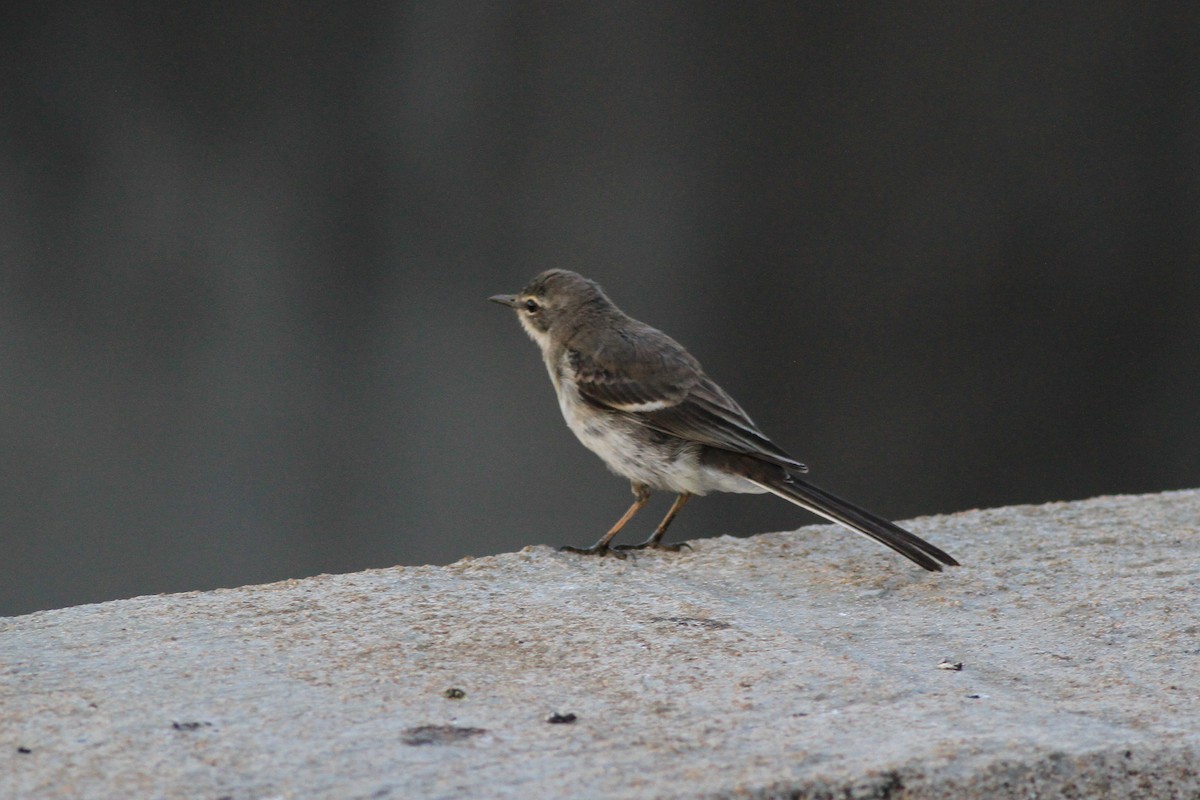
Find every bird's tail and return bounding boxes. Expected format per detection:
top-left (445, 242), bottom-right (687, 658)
top-left (748, 474), bottom-right (959, 572)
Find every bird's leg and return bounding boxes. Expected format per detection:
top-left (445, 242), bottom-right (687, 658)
top-left (615, 493), bottom-right (692, 552)
top-left (560, 484), bottom-right (651, 558)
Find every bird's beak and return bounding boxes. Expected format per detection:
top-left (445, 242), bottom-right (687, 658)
top-left (489, 294), bottom-right (519, 308)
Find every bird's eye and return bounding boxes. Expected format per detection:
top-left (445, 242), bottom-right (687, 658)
top-left (524, 298), bottom-right (540, 313)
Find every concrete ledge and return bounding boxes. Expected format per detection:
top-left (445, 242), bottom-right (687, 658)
top-left (3, 491), bottom-right (1199, 798)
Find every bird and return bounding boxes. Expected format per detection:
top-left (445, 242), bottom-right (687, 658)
top-left (489, 269), bottom-right (958, 571)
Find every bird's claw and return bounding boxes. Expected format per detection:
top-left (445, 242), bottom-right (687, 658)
top-left (559, 544), bottom-right (628, 559)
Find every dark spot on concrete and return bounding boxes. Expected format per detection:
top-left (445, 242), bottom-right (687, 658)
top-left (546, 713), bottom-right (577, 724)
top-left (402, 725), bottom-right (487, 746)
top-left (650, 616), bottom-right (731, 630)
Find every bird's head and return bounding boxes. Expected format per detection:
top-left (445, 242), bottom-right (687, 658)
top-left (489, 269), bottom-right (611, 349)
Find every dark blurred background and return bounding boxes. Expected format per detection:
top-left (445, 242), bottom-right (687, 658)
top-left (2, 3), bottom-right (1197, 616)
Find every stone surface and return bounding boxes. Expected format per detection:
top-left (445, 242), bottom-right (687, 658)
top-left (3, 491), bottom-right (1199, 799)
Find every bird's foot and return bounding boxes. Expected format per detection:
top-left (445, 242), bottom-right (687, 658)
top-left (559, 543), bottom-right (628, 559)
top-left (613, 541), bottom-right (692, 553)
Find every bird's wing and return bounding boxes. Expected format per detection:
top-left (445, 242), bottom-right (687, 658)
top-left (567, 326), bottom-right (808, 473)
top-left (642, 376), bottom-right (808, 472)
top-left (566, 336), bottom-right (694, 413)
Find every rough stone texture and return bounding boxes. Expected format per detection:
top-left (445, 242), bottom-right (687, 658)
top-left (3, 491), bottom-right (1199, 799)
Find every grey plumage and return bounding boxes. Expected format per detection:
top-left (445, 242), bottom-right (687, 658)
top-left (491, 269), bottom-right (958, 571)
